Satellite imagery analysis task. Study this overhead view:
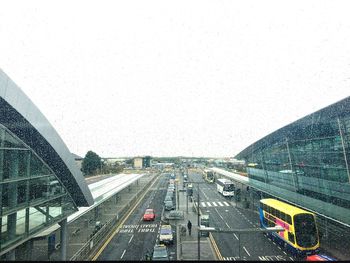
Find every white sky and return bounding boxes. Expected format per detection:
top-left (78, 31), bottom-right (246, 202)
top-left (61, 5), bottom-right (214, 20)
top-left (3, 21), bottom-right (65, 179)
top-left (1, 0), bottom-right (350, 158)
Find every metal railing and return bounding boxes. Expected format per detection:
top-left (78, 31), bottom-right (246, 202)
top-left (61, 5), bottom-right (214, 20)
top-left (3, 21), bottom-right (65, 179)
top-left (70, 174), bottom-right (157, 261)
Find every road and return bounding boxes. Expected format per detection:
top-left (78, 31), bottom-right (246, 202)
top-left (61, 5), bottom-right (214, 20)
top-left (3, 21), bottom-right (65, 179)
top-left (95, 172), bottom-right (177, 261)
top-left (187, 170), bottom-right (297, 261)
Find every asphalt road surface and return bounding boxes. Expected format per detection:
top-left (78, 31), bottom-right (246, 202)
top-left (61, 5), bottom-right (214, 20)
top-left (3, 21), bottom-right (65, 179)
top-left (96, 173), bottom-right (177, 261)
top-left (187, 171), bottom-right (297, 261)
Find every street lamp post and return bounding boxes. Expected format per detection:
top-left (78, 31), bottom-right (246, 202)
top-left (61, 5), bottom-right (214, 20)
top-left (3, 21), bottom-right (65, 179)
top-left (183, 179), bottom-right (208, 260)
top-left (197, 183), bottom-right (200, 261)
top-left (186, 191), bottom-right (188, 214)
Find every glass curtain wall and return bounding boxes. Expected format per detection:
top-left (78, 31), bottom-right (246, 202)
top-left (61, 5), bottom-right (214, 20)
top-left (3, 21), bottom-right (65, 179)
top-left (0, 124), bottom-right (77, 253)
top-left (242, 112), bottom-right (350, 225)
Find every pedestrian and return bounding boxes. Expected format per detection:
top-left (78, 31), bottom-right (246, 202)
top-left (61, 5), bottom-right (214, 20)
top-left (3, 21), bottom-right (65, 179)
top-left (187, 220), bottom-right (192, 236)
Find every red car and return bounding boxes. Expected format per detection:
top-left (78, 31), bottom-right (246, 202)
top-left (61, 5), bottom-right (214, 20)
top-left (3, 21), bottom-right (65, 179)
top-left (143, 209), bottom-right (156, 221)
top-left (306, 254), bottom-right (336, 261)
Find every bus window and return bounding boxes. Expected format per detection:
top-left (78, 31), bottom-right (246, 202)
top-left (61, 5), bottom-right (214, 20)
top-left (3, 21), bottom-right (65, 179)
top-left (271, 207), bottom-right (276, 216)
top-left (280, 211), bottom-right (286, 222)
top-left (294, 214), bottom-right (318, 247)
top-left (286, 215), bottom-right (292, 224)
top-left (266, 205), bottom-right (270, 214)
top-left (276, 209), bottom-right (280, 219)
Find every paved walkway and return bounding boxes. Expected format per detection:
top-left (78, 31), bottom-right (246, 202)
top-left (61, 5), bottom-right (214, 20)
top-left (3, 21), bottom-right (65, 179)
top-left (176, 185), bottom-right (217, 261)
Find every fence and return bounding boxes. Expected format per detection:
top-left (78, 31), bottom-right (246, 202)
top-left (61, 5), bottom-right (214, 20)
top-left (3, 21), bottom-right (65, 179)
top-left (70, 174), bottom-right (157, 261)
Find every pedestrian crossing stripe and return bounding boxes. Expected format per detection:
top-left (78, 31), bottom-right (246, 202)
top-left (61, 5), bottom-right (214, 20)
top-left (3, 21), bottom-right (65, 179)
top-left (197, 201), bottom-right (230, 207)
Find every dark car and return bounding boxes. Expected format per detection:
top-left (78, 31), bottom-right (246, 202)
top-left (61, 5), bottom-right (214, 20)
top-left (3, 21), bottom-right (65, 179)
top-left (164, 195), bottom-right (172, 203)
top-left (164, 200), bottom-right (175, 211)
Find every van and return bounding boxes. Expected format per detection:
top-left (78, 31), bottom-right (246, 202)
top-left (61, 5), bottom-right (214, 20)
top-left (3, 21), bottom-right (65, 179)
top-left (159, 224), bottom-right (174, 245)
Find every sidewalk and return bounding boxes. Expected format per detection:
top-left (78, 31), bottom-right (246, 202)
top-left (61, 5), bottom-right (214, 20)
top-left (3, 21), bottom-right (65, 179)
top-left (176, 186), bottom-right (217, 261)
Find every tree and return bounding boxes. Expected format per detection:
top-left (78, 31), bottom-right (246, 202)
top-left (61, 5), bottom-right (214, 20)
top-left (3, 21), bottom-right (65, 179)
top-left (82, 151), bottom-right (102, 176)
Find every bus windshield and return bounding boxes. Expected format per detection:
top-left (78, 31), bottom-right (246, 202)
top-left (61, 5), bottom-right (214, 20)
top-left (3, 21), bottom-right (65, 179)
top-left (223, 184), bottom-right (234, 192)
top-left (294, 214), bottom-right (318, 247)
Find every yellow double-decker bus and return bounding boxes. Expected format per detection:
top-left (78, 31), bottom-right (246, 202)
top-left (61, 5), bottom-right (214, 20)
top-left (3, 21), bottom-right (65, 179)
top-left (259, 198), bottom-right (319, 258)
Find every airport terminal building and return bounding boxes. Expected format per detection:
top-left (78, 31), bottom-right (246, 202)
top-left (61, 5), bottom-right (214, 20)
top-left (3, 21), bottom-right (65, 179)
top-left (0, 70), bottom-right (94, 259)
top-left (235, 96), bottom-right (350, 257)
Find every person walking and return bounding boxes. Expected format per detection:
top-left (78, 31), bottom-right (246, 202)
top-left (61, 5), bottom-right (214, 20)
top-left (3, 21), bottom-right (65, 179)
top-left (187, 220), bottom-right (192, 236)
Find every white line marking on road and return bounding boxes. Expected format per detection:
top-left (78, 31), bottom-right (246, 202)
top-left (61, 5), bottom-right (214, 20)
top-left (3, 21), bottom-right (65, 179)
top-left (201, 202), bottom-right (206, 207)
top-left (212, 202), bottom-right (218, 206)
top-left (290, 257), bottom-right (294, 261)
top-left (207, 202), bottom-right (212, 207)
top-left (121, 249), bottom-right (126, 259)
top-left (215, 208), bottom-right (224, 220)
top-left (277, 246), bottom-right (281, 250)
top-left (201, 190), bottom-right (209, 199)
top-left (225, 222), bottom-right (230, 228)
top-left (283, 251), bottom-right (287, 255)
top-left (128, 235), bottom-right (134, 244)
top-left (234, 234), bottom-right (239, 240)
top-left (223, 201), bottom-right (230, 206)
top-left (243, 246), bottom-right (251, 256)
top-left (218, 202), bottom-right (224, 206)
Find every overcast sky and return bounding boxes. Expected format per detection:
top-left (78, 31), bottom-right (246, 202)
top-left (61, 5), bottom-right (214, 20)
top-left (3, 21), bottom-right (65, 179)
top-left (1, 0), bottom-right (350, 158)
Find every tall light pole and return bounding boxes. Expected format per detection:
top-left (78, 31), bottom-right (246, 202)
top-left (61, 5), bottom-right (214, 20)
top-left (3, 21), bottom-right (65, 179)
top-left (197, 183), bottom-right (200, 260)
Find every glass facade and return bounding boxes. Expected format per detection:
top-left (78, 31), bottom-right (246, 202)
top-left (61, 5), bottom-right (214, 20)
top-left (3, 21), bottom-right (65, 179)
top-left (0, 124), bottom-right (77, 253)
top-left (236, 97), bottom-right (350, 226)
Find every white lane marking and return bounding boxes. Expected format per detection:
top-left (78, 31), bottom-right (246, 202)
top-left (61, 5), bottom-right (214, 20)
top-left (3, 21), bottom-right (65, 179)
top-left (277, 246), bottom-right (281, 250)
top-left (233, 234), bottom-right (239, 240)
top-left (290, 257), bottom-right (294, 261)
top-left (201, 202), bottom-right (206, 207)
top-left (243, 246), bottom-right (251, 256)
top-left (215, 208), bottom-right (224, 220)
top-left (225, 222), bottom-right (230, 228)
top-left (212, 202), bottom-right (218, 206)
top-left (121, 249), bottom-right (126, 259)
top-left (283, 251), bottom-right (287, 255)
top-left (207, 202), bottom-right (212, 207)
top-left (218, 202), bottom-right (224, 206)
top-left (223, 201), bottom-right (230, 206)
top-left (201, 190), bottom-right (209, 199)
top-left (128, 235), bottom-right (134, 243)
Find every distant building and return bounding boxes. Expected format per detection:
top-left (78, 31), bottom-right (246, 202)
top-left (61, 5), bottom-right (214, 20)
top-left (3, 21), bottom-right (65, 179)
top-left (133, 157), bottom-right (143, 169)
top-left (143, 156), bottom-right (151, 168)
top-left (133, 156), bottom-right (152, 169)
